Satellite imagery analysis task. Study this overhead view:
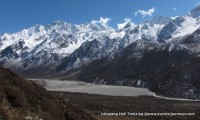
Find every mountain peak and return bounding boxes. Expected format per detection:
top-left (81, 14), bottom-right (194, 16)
top-left (146, 15), bottom-right (173, 25)
top-left (53, 20), bottom-right (72, 26)
top-left (189, 5), bottom-right (200, 18)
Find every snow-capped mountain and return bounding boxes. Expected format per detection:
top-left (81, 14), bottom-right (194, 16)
top-left (146, 15), bottom-right (173, 25)
top-left (0, 18), bottom-right (122, 70)
top-left (0, 16), bottom-right (165, 73)
top-left (1, 6), bottom-right (200, 76)
top-left (55, 19), bottom-right (167, 71)
top-left (189, 5), bottom-right (200, 18)
top-left (157, 5), bottom-right (200, 43)
top-left (157, 16), bottom-right (200, 42)
top-left (56, 36), bottom-right (122, 71)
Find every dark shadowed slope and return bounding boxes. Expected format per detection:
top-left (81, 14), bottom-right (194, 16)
top-left (0, 67), bottom-right (95, 120)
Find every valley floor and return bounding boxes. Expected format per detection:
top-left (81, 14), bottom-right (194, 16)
top-left (52, 92), bottom-right (200, 120)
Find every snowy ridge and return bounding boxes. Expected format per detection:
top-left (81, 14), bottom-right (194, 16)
top-left (1, 6), bottom-right (200, 73)
top-left (0, 18), bottom-right (122, 70)
top-left (158, 15), bottom-right (200, 42)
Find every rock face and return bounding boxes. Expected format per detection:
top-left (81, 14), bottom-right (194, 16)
top-left (0, 67), bottom-right (95, 120)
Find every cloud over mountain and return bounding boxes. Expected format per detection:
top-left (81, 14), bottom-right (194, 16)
top-left (135, 8), bottom-right (155, 18)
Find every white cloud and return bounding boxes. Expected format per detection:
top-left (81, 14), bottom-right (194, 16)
top-left (117, 18), bottom-right (134, 29)
top-left (135, 8), bottom-right (155, 18)
top-left (91, 17), bottom-right (111, 26)
top-left (100, 17), bottom-right (111, 25)
top-left (172, 7), bottom-right (177, 11)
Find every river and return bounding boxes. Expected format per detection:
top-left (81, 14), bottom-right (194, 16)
top-left (28, 79), bottom-right (155, 96)
top-left (28, 79), bottom-right (200, 101)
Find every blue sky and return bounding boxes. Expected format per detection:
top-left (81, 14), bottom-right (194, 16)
top-left (0, 0), bottom-right (200, 34)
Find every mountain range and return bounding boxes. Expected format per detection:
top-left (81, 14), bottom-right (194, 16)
top-left (1, 5), bottom-right (200, 99)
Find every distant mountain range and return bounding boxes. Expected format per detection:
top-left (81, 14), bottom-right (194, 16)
top-left (1, 5), bottom-right (200, 99)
